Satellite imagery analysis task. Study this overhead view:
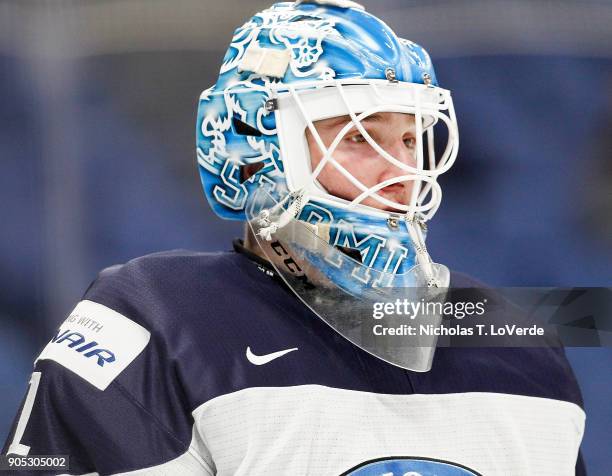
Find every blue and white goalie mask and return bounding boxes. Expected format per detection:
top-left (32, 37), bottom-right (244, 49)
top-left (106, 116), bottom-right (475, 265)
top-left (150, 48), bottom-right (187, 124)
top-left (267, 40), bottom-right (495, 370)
top-left (196, 0), bottom-right (458, 371)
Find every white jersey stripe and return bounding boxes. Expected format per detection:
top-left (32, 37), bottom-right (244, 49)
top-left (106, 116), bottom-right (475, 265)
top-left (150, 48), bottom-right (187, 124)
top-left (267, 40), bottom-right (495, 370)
top-left (192, 385), bottom-right (585, 476)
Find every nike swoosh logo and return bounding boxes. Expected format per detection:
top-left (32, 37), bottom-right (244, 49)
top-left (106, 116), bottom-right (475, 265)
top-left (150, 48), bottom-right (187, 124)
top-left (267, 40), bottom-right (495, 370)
top-left (246, 346), bottom-right (298, 365)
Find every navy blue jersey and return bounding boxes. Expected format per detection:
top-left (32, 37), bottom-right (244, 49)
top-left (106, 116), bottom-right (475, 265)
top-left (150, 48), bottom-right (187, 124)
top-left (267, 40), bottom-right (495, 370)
top-left (3, 244), bottom-right (586, 475)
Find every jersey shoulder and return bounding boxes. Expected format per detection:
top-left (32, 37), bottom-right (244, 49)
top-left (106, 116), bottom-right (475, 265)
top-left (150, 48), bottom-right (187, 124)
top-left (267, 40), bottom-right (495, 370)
top-left (84, 249), bottom-right (261, 330)
top-left (36, 249), bottom-right (272, 399)
top-left (8, 251), bottom-right (236, 473)
top-left (91, 248), bottom-right (243, 300)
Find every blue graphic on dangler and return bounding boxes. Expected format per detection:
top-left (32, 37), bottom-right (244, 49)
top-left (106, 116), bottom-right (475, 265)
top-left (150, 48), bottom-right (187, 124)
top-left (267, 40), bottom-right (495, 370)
top-left (344, 457), bottom-right (481, 476)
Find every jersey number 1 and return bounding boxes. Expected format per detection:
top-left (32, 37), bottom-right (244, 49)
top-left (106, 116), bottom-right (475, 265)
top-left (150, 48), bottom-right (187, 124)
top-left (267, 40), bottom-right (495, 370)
top-left (6, 372), bottom-right (41, 456)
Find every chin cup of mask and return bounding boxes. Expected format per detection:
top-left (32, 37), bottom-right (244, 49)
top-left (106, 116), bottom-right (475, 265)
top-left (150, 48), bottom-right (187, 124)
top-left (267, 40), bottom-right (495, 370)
top-left (246, 187), bottom-right (450, 372)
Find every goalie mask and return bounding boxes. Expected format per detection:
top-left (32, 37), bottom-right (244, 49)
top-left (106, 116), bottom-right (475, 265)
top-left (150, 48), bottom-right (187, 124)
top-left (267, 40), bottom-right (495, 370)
top-left (196, 0), bottom-right (459, 371)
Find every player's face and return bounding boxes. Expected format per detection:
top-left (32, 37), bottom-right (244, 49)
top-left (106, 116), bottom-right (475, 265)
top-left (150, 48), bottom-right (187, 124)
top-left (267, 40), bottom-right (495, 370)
top-left (306, 112), bottom-right (418, 212)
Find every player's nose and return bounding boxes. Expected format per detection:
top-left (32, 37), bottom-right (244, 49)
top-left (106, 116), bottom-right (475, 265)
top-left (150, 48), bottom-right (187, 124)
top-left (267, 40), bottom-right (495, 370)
top-left (380, 139), bottom-right (417, 178)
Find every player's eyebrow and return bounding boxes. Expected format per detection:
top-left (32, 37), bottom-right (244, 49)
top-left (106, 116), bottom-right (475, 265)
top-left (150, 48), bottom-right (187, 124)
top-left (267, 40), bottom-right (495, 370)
top-left (361, 113), bottom-right (385, 124)
top-left (315, 113), bottom-right (386, 131)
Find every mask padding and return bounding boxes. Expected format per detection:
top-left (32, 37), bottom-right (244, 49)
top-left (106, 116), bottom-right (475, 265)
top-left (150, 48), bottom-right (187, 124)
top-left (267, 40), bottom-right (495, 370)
top-left (240, 161), bottom-right (265, 183)
top-left (232, 116), bottom-right (262, 137)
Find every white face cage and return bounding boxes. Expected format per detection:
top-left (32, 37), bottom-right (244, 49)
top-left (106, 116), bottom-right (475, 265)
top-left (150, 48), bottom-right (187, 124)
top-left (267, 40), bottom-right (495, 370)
top-left (271, 79), bottom-right (459, 222)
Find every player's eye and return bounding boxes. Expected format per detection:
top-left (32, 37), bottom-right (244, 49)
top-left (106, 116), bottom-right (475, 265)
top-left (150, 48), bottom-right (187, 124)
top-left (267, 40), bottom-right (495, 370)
top-left (347, 133), bottom-right (367, 144)
top-left (403, 136), bottom-right (416, 149)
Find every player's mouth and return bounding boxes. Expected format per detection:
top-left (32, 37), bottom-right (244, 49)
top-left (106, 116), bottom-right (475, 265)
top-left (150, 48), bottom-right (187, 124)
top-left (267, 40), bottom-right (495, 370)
top-left (381, 183), bottom-right (405, 193)
top-left (380, 183), bottom-right (409, 200)
top-left (379, 183), bottom-right (409, 212)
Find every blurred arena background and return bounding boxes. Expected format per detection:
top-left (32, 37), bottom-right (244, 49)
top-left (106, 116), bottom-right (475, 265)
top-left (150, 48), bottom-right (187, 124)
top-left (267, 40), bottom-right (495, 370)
top-left (1, 0), bottom-right (611, 472)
